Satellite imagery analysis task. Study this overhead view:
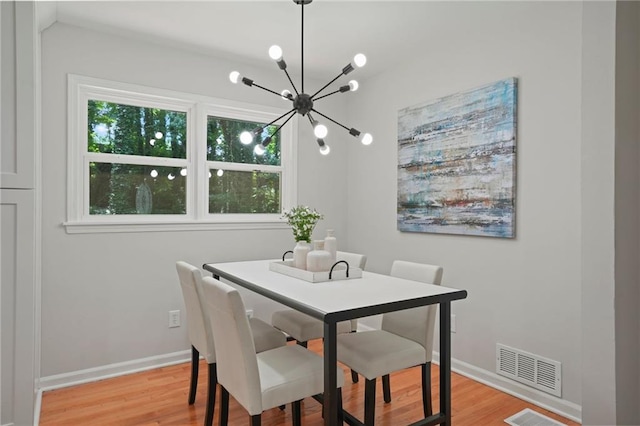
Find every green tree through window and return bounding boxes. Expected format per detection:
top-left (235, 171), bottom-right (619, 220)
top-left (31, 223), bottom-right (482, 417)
top-left (87, 100), bottom-right (187, 215)
top-left (207, 116), bottom-right (281, 214)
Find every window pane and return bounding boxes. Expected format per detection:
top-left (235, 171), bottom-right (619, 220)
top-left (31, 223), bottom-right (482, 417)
top-left (90, 162), bottom-right (186, 215)
top-left (88, 100), bottom-right (187, 159)
top-left (209, 169), bottom-right (280, 214)
top-left (207, 116), bottom-right (281, 166)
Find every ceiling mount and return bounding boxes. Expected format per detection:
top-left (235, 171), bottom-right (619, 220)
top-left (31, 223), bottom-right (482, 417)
top-left (229, 0), bottom-right (373, 156)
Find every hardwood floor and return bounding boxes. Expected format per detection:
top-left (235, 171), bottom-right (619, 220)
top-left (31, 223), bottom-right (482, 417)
top-left (40, 341), bottom-right (579, 426)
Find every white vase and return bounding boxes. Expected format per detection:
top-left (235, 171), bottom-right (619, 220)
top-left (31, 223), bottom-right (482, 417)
top-left (324, 229), bottom-right (337, 263)
top-left (293, 241), bottom-right (311, 270)
top-left (307, 240), bottom-right (332, 272)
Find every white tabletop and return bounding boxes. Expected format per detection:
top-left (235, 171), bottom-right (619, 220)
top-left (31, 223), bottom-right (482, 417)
top-left (205, 259), bottom-right (466, 320)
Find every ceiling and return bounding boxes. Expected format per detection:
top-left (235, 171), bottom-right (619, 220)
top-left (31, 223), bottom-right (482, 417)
top-left (40, 0), bottom-right (486, 81)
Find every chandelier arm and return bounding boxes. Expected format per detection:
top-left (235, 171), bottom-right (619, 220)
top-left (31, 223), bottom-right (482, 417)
top-left (251, 82), bottom-right (287, 98)
top-left (310, 108), bottom-right (351, 132)
top-left (261, 107), bottom-right (298, 131)
top-left (312, 89), bottom-right (342, 102)
top-left (301, 0), bottom-right (305, 93)
top-left (283, 69), bottom-right (300, 96)
top-left (268, 111), bottom-right (298, 139)
top-left (310, 72), bottom-right (345, 100)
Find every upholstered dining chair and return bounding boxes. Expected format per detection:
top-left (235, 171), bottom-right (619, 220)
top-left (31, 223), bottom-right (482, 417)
top-left (336, 260), bottom-right (443, 426)
top-left (201, 276), bottom-right (345, 426)
top-left (175, 261), bottom-right (287, 426)
top-left (271, 251), bottom-right (367, 383)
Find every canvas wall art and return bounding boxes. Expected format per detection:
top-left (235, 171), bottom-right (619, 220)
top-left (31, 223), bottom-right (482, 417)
top-left (397, 78), bottom-right (517, 238)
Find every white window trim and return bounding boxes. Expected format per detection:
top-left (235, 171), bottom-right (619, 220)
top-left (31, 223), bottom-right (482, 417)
top-left (65, 74), bottom-right (297, 234)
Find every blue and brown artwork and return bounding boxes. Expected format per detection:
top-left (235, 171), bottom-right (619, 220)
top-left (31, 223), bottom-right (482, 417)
top-left (397, 78), bottom-right (517, 238)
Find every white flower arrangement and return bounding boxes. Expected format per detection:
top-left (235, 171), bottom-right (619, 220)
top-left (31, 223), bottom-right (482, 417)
top-left (282, 205), bottom-right (324, 243)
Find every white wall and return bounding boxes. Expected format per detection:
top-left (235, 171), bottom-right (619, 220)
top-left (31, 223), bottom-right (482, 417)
top-left (39, 22), bottom-right (349, 378)
top-left (580, 2), bottom-right (618, 424)
top-left (346, 0), bottom-right (583, 417)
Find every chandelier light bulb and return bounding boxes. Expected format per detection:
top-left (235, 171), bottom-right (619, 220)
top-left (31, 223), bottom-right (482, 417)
top-left (314, 123), bottom-right (328, 139)
top-left (348, 80), bottom-right (359, 91)
top-left (254, 144), bottom-right (266, 156)
top-left (150, 169), bottom-right (158, 178)
top-left (320, 144), bottom-right (330, 155)
top-left (281, 89), bottom-right (292, 100)
top-left (180, 168), bottom-right (187, 176)
top-left (155, 131), bottom-right (163, 139)
top-left (229, 71), bottom-right (241, 84)
top-left (268, 45), bottom-right (283, 61)
top-left (216, 169), bottom-right (224, 177)
top-left (361, 133), bottom-right (373, 146)
top-left (240, 131), bottom-right (254, 145)
top-left (167, 173), bottom-right (175, 181)
top-left (354, 53), bottom-right (367, 68)
top-left (208, 171), bottom-right (212, 178)
top-left (149, 139), bottom-right (155, 146)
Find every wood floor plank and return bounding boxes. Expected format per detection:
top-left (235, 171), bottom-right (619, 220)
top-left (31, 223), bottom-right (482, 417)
top-left (40, 341), bottom-right (580, 425)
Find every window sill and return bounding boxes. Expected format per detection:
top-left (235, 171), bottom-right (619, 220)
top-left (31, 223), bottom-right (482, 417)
top-left (63, 219), bottom-right (290, 234)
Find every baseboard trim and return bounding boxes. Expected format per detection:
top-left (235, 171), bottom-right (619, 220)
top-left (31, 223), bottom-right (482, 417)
top-left (35, 343), bottom-right (582, 424)
top-left (432, 351), bottom-right (582, 423)
top-left (39, 350), bottom-right (191, 392)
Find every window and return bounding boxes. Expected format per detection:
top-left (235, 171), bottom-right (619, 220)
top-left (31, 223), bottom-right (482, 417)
top-left (66, 75), bottom-right (296, 233)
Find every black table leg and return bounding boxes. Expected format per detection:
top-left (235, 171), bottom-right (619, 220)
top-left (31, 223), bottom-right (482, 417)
top-left (323, 320), bottom-right (338, 426)
top-left (439, 302), bottom-right (451, 426)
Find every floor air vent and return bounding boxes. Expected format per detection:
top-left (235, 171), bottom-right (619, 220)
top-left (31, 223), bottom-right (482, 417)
top-left (504, 408), bottom-right (566, 426)
top-left (497, 344), bottom-right (561, 397)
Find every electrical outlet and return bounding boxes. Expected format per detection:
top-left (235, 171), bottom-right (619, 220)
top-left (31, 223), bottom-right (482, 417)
top-left (169, 310), bottom-right (180, 328)
top-left (451, 314), bottom-right (456, 333)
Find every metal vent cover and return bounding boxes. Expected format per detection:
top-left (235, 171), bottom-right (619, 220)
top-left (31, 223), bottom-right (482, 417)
top-left (504, 408), bottom-right (567, 426)
top-left (497, 344), bottom-right (562, 397)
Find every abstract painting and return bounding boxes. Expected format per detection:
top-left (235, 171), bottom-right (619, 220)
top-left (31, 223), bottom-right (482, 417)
top-left (397, 78), bottom-right (517, 238)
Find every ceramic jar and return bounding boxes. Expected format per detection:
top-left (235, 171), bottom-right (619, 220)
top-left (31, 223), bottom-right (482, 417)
top-left (307, 240), bottom-right (332, 272)
top-left (293, 241), bottom-right (311, 270)
top-left (324, 229), bottom-right (337, 263)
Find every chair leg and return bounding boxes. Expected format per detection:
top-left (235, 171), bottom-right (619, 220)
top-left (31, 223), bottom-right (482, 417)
top-left (291, 400), bottom-right (302, 426)
top-left (382, 374), bottom-right (391, 403)
top-left (296, 340), bottom-right (308, 348)
top-left (219, 386), bottom-right (229, 426)
top-left (337, 388), bottom-right (344, 423)
top-left (204, 363), bottom-right (217, 426)
top-left (422, 363), bottom-right (432, 417)
top-left (250, 414), bottom-right (261, 426)
top-left (364, 378), bottom-right (376, 426)
top-left (188, 345), bottom-right (199, 405)
top-left (349, 330), bottom-right (359, 383)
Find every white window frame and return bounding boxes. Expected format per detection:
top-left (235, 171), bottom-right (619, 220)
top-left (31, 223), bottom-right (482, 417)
top-left (65, 74), bottom-right (296, 234)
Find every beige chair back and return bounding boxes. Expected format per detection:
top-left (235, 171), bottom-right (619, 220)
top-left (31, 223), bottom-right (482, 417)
top-left (176, 261), bottom-right (215, 363)
top-left (336, 251), bottom-right (367, 270)
top-left (200, 276), bottom-right (263, 415)
top-left (381, 261), bottom-right (443, 357)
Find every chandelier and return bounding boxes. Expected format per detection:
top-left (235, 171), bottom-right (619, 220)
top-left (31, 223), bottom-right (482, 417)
top-left (229, 0), bottom-right (372, 156)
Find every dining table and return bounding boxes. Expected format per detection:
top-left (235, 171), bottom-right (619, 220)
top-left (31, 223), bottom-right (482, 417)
top-left (203, 259), bottom-right (467, 426)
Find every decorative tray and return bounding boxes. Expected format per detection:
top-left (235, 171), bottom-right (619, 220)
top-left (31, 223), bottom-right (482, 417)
top-left (269, 260), bottom-right (362, 283)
